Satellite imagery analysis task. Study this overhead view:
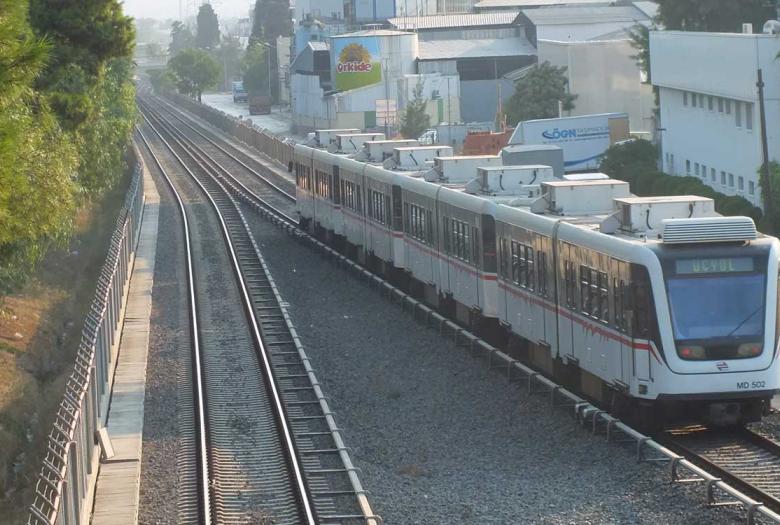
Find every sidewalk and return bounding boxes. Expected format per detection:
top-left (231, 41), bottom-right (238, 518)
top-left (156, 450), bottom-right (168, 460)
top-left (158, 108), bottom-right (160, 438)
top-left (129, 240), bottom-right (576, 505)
top-left (90, 164), bottom-right (160, 525)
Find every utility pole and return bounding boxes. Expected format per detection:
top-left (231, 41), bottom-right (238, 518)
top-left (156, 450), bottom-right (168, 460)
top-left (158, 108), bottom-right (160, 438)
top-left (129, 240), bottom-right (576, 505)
top-left (758, 68), bottom-right (773, 213)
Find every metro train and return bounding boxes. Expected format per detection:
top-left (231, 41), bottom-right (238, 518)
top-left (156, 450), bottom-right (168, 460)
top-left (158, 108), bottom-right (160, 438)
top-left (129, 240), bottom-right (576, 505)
top-left (292, 132), bottom-right (780, 427)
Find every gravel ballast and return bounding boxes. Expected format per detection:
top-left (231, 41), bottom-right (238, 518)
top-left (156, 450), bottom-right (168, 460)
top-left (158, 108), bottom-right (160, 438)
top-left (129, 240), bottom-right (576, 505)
top-left (242, 210), bottom-right (745, 524)
top-left (137, 132), bottom-right (196, 524)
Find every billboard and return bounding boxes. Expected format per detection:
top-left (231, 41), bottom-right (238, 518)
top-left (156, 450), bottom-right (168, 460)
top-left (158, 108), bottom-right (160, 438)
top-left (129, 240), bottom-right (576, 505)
top-left (333, 36), bottom-right (382, 92)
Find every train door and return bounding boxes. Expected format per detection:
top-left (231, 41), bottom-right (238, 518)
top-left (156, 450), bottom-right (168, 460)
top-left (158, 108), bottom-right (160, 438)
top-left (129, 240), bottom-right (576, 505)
top-left (631, 265), bottom-right (653, 381)
top-left (557, 242), bottom-right (576, 362)
top-left (536, 234), bottom-right (554, 347)
top-left (332, 164), bottom-right (342, 235)
top-left (612, 259), bottom-right (632, 385)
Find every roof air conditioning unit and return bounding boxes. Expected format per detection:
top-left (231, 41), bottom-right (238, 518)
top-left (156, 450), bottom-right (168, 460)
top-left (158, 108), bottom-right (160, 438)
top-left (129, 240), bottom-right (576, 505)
top-left (743, 23), bottom-right (754, 34)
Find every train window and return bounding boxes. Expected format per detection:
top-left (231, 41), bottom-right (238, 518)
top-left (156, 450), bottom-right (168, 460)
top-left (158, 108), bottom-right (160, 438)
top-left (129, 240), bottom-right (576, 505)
top-left (564, 261), bottom-right (576, 308)
top-left (511, 242), bottom-right (534, 289)
top-left (499, 238), bottom-right (509, 278)
top-left (443, 218), bottom-right (450, 253)
top-left (369, 190), bottom-right (386, 224)
top-left (404, 203), bottom-right (431, 244)
top-left (472, 227), bottom-right (480, 269)
top-left (598, 271), bottom-right (609, 323)
top-left (427, 210), bottom-right (434, 244)
top-left (580, 266), bottom-right (592, 314)
top-left (450, 218), bottom-right (471, 262)
top-left (537, 252), bottom-right (547, 297)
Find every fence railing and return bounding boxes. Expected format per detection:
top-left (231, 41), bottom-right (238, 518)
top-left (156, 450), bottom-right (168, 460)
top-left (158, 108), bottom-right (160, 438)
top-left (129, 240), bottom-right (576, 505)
top-left (166, 93), bottom-right (295, 170)
top-left (27, 152), bottom-right (145, 525)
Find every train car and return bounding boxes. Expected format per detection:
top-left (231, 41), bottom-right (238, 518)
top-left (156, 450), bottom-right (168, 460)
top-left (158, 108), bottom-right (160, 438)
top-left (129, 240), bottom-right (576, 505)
top-left (435, 186), bottom-right (499, 326)
top-left (293, 143), bottom-right (316, 229)
top-left (337, 155), bottom-right (369, 259)
top-left (497, 181), bottom-right (779, 426)
top-left (400, 176), bottom-right (442, 305)
top-left (362, 163), bottom-right (404, 273)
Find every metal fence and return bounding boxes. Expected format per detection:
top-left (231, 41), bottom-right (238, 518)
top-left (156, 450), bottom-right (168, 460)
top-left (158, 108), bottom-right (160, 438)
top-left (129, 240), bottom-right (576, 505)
top-left (167, 93), bottom-right (295, 169)
top-left (27, 155), bottom-right (145, 525)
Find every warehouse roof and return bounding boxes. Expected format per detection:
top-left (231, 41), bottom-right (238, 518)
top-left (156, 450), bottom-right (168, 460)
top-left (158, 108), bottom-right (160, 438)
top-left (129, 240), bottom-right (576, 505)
top-left (475, 0), bottom-right (610, 9)
top-left (521, 5), bottom-right (650, 25)
top-left (418, 36), bottom-right (536, 60)
top-left (387, 11), bottom-right (520, 31)
top-left (331, 29), bottom-right (411, 38)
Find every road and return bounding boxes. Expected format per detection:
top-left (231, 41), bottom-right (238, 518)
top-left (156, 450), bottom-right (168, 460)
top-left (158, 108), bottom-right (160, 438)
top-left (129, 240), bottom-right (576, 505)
top-left (201, 92), bottom-right (298, 137)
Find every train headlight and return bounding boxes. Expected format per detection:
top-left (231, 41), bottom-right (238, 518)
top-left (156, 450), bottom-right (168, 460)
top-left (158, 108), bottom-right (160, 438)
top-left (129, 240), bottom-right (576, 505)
top-left (677, 345), bottom-right (706, 360)
top-left (737, 343), bottom-right (763, 357)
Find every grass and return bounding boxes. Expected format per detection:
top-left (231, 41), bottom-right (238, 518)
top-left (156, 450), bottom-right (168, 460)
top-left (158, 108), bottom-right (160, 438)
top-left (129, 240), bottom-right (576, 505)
top-left (0, 170), bottom-right (131, 523)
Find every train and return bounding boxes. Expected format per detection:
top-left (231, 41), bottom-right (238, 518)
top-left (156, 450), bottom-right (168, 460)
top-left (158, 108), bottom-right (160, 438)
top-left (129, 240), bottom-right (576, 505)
top-left (291, 129), bottom-right (780, 428)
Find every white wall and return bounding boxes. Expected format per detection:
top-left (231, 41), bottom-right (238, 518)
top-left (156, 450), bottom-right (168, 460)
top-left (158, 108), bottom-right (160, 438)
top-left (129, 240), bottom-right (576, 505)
top-left (295, 0), bottom-right (345, 22)
top-left (651, 31), bottom-right (780, 208)
top-left (537, 22), bottom-right (639, 42)
top-left (539, 39), bottom-right (655, 133)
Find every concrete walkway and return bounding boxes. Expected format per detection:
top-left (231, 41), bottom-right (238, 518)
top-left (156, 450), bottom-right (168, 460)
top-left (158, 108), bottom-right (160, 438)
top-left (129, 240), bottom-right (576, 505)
top-left (91, 164), bottom-right (160, 525)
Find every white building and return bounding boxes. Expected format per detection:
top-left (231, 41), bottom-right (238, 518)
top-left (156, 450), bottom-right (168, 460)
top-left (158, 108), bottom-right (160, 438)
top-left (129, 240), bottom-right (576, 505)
top-left (651, 30), bottom-right (780, 208)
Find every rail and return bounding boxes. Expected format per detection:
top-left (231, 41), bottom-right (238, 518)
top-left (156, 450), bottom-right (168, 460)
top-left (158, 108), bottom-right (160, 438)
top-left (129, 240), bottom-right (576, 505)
top-left (27, 152), bottom-right (145, 525)
top-left (165, 93), bottom-right (295, 170)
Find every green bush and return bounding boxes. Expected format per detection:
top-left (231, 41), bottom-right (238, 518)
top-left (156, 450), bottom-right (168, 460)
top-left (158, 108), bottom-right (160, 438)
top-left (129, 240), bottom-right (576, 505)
top-left (600, 140), bottom-right (764, 229)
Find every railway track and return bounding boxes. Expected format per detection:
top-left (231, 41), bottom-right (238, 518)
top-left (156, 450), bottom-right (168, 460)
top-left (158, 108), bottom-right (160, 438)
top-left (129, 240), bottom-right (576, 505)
top-left (144, 94), bottom-right (297, 201)
top-left (143, 90), bottom-right (780, 524)
top-left (664, 426), bottom-right (780, 512)
top-left (137, 97), bottom-right (378, 524)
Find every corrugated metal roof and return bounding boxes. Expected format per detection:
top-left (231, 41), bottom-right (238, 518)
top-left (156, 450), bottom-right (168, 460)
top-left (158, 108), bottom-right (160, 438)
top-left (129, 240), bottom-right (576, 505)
top-left (522, 5), bottom-right (649, 25)
top-left (476, 0), bottom-right (610, 9)
top-left (418, 37), bottom-right (537, 60)
top-left (331, 29), bottom-right (411, 38)
top-left (632, 1), bottom-right (659, 20)
top-left (308, 41), bottom-right (329, 51)
top-left (387, 11), bottom-right (520, 30)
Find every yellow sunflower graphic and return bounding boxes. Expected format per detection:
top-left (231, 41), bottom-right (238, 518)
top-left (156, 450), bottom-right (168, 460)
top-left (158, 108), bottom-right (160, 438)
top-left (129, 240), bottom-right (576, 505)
top-left (339, 43), bottom-right (371, 64)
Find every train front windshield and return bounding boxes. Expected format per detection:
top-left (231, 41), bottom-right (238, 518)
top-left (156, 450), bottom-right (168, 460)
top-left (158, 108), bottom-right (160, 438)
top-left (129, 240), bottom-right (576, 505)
top-left (664, 256), bottom-right (767, 360)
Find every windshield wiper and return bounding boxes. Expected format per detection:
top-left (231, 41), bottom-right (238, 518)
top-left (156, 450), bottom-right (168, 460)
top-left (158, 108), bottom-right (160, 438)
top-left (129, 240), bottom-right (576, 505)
top-left (724, 306), bottom-right (763, 338)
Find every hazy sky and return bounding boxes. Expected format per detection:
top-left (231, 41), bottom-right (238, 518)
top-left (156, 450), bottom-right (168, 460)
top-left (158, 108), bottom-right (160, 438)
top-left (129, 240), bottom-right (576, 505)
top-left (123, 0), bottom-right (254, 21)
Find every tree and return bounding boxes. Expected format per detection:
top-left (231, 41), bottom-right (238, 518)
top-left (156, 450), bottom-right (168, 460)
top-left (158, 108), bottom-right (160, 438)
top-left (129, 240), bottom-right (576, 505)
top-left (242, 43), bottom-right (270, 96)
top-left (656, 0), bottom-right (777, 32)
top-left (0, 0), bottom-right (77, 292)
top-left (250, 0), bottom-right (292, 101)
top-left (215, 35), bottom-right (245, 91)
top-left (505, 62), bottom-right (577, 125)
top-left (148, 68), bottom-right (177, 94)
top-left (400, 81), bottom-right (431, 140)
top-left (169, 48), bottom-right (221, 101)
top-left (29, 0), bottom-right (136, 193)
top-left (196, 3), bottom-right (220, 50)
top-left (169, 20), bottom-right (194, 55)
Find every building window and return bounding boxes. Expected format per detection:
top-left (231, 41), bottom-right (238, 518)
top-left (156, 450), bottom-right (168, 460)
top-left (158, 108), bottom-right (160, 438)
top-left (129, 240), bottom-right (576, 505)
top-left (718, 97), bottom-right (724, 113)
top-left (746, 103), bottom-right (753, 131)
top-left (735, 101), bottom-right (742, 127)
top-left (749, 181), bottom-right (755, 195)
top-left (686, 160), bottom-right (691, 174)
top-left (726, 99), bottom-right (732, 114)
top-left (692, 93), bottom-right (698, 107)
top-left (721, 171), bottom-right (727, 185)
top-left (729, 173), bottom-right (735, 187)
top-left (708, 95), bottom-right (714, 111)
top-left (683, 91), bottom-right (688, 106)
top-left (738, 176), bottom-right (744, 191)
top-left (694, 162), bottom-right (700, 176)
top-left (711, 168), bottom-right (716, 182)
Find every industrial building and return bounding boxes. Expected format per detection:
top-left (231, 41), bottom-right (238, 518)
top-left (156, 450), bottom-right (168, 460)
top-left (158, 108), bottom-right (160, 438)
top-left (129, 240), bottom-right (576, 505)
top-left (651, 29), bottom-right (780, 209)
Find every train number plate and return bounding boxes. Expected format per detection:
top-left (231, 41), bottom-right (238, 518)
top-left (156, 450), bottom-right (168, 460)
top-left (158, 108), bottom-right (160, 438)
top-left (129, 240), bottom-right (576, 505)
top-left (737, 381), bottom-right (766, 390)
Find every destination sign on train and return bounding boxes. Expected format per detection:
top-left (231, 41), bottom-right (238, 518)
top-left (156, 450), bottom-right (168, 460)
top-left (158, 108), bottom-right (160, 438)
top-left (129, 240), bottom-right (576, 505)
top-left (676, 257), bottom-right (754, 275)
